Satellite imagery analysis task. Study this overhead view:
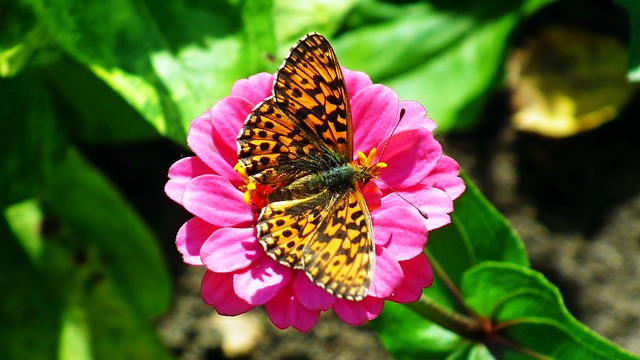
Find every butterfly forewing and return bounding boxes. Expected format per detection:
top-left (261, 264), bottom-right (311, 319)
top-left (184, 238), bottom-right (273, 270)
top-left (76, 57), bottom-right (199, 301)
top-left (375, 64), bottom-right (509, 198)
top-left (238, 98), bottom-right (326, 184)
top-left (274, 33), bottom-right (353, 160)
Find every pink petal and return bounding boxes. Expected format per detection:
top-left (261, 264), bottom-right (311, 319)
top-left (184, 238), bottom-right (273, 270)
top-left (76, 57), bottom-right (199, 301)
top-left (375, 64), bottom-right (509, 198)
top-left (362, 181), bottom-right (382, 211)
top-left (233, 256), bottom-right (292, 305)
top-left (379, 128), bottom-right (442, 189)
top-left (176, 217), bottom-right (219, 266)
top-left (351, 85), bottom-right (399, 154)
top-left (209, 96), bottom-right (254, 156)
top-left (265, 285), bottom-right (320, 332)
top-left (201, 227), bottom-right (261, 273)
top-left (202, 270), bottom-right (255, 316)
top-left (343, 68), bottom-right (373, 98)
top-left (373, 207), bottom-right (428, 261)
top-left (388, 254), bottom-right (433, 303)
top-left (368, 246), bottom-right (402, 298)
top-left (333, 296), bottom-right (385, 325)
top-left (230, 72), bottom-right (273, 105)
top-left (292, 272), bottom-right (336, 311)
top-left (187, 115), bottom-right (242, 184)
top-left (182, 174), bottom-right (253, 227)
top-left (165, 156), bottom-right (213, 204)
top-left (397, 100), bottom-right (437, 133)
top-left (422, 155), bottom-right (465, 201)
top-left (380, 185), bottom-right (454, 230)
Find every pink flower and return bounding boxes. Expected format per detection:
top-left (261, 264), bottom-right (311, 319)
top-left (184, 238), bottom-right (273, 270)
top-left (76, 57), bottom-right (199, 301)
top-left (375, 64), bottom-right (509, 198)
top-left (165, 69), bottom-right (465, 332)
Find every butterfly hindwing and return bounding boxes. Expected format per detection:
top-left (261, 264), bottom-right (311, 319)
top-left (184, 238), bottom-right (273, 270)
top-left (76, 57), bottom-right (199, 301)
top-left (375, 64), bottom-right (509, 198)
top-left (257, 193), bottom-right (327, 269)
top-left (257, 187), bottom-right (374, 301)
top-left (303, 189), bottom-right (374, 300)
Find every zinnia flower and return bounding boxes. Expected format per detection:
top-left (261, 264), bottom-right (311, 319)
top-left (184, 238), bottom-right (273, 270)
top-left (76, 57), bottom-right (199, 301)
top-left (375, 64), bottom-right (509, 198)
top-left (165, 68), bottom-right (465, 332)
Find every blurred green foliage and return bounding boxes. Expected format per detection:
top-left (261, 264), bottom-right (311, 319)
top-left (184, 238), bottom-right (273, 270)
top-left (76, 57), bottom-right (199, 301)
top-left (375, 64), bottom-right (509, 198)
top-left (1, 0), bottom-right (639, 359)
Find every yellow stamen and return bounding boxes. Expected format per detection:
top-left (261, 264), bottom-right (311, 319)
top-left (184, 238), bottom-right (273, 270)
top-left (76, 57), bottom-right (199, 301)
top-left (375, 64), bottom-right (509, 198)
top-left (356, 147), bottom-right (388, 177)
top-left (234, 162), bottom-right (248, 178)
top-left (357, 150), bottom-right (368, 166)
top-left (366, 148), bottom-right (377, 165)
top-left (235, 161), bottom-right (256, 205)
top-left (243, 188), bottom-right (251, 205)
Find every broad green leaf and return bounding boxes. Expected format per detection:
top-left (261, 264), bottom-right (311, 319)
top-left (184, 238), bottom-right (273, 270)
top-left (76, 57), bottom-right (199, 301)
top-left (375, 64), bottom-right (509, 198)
top-left (617, 0), bottom-right (640, 81)
top-left (46, 61), bottom-right (159, 144)
top-left (336, 0), bottom-right (556, 132)
top-left (242, 0), bottom-right (277, 73)
top-left (2, 148), bottom-right (173, 359)
top-left (384, 15), bottom-right (516, 132)
top-left (22, 0), bottom-right (250, 143)
top-left (372, 301), bottom-right (467, 360)
top-left (374, 173), bottom-right (528, 358)
top-left (0, 75), bottom-right (66, 208)
top-left (44, 148), bottom-right (171, 318)
top-left (427, 172), bottom-right (528, 309)
top-left (274, 0), bottom-right (359, 52)
top-left (462, 263), bottom-right (639, 359)
top-left (0, 217), bottom-right (62, 360)
top-left (0, 1), bottom-right (61, 77)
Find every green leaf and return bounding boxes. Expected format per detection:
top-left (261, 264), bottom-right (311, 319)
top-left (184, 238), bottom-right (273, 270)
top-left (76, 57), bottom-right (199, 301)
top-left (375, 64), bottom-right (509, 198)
top-left (462, 263), bottom-right (639, 359)
top-left (2, 148), bottom-right (173, 359)
top-left (242, 0), bottom-right (277, 73)
top-left (0, 217), bottom-right (62, 360)
top-left (427, 172), bottom-right (528, 308)
top-left (374, 172), bottom-right (528, 358)
top-left (46, 60), bottom-right (159, 144)
top-left (617, 0), bottom-right (640, 81)
top-left (0, 75), bottom-right (66, 208)
top-left (372, 302), bottom-right (468, 360)
top-left (22, 0), bottom-right (250, 143)
top-left (274, 0), bottom-right (359, 51)
top-left (0, 1), bottom-right (61, 77)
top-left (336, 0), bottom-right (556, 132)
top-left (44, 148), bottom-right (172, 318)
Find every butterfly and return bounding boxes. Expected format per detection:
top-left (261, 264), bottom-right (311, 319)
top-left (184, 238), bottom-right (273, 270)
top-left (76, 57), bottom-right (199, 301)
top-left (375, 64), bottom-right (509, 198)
top-left (237, 33), bottom-right (380, 301)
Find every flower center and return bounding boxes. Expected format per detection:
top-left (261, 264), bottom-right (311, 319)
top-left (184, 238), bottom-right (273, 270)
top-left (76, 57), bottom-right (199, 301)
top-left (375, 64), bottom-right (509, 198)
top-left (234, 162), bottom-right (266, 207)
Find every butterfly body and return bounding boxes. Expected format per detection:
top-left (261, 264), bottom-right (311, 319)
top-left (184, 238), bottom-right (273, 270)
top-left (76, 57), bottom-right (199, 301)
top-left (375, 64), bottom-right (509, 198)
top-left (237, 33), bottom-right (379, 301)
top-left (267, 164), bottom-right (370, 202)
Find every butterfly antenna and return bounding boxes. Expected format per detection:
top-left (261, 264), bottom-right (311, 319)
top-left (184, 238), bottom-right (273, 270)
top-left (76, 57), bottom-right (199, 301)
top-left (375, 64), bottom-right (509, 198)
top-left (375, 176), bottom-right (429, 220)
top-left (377, 108), bottom-right (406, 161)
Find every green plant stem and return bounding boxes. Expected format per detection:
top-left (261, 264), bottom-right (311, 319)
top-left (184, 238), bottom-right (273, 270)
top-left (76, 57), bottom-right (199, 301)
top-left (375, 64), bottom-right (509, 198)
top-left (405, 295), bottom-right (485, 341)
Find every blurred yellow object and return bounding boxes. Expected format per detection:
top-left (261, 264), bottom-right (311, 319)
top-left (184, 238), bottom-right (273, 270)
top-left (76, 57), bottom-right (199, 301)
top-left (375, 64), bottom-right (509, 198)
top-left (507, 26), bottom-right (636, 138)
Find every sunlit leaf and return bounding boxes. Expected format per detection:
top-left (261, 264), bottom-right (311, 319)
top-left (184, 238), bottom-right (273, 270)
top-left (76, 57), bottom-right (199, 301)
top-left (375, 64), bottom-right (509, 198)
top-left (463, 263), bottom-right (639, 359)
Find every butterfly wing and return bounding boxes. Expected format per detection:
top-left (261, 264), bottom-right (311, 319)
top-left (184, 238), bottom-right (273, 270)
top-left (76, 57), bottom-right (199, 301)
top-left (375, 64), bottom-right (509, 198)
top-left (274, 33), bottom-right (353, 160)
top-left (238, 98), bottom-right (332, 184)
top-left (238, 33), bottom-right (352, 184)
top-left (258, 187), bottom-right (374, 301)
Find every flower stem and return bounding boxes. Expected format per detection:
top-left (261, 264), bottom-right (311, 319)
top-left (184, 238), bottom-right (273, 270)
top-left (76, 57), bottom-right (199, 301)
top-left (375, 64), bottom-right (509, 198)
top-left (405, 295), bottom-right (485, 340)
